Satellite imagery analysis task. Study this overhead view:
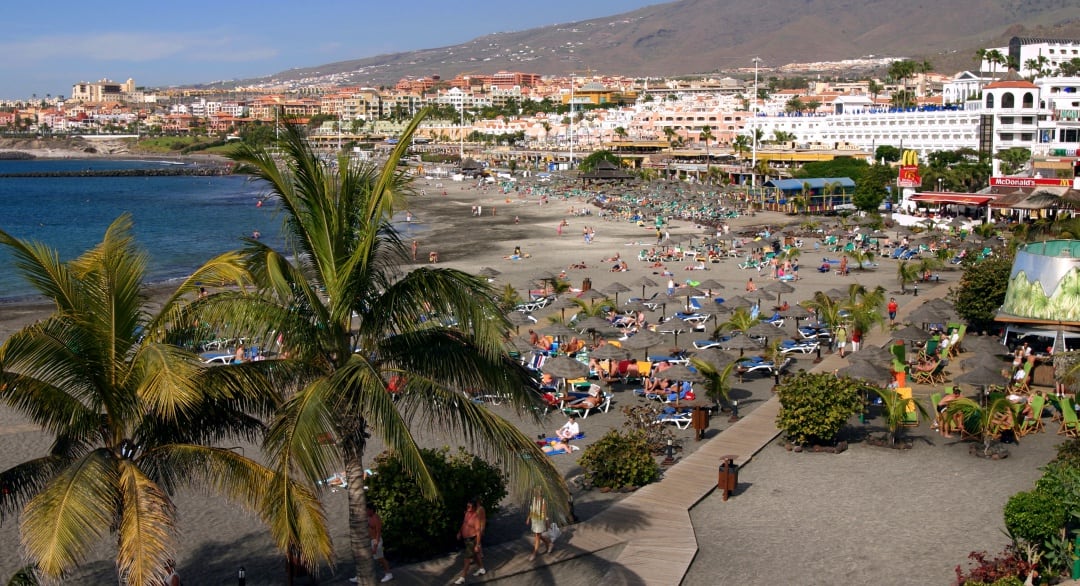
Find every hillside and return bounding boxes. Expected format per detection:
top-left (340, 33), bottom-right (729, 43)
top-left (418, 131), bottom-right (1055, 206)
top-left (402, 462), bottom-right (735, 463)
top-left (232, 0), bottom-right (1080, 87)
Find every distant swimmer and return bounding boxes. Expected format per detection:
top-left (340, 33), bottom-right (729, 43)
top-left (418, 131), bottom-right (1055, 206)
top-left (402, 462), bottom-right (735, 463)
top-left (256, 200), bottom-right (263, 207)
top-left (252, 230), bottom-right (261, 239)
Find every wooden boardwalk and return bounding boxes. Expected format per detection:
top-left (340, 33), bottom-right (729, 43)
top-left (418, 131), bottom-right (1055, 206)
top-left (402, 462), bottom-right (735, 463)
top-left (389, 287), bottom-right (945, 585)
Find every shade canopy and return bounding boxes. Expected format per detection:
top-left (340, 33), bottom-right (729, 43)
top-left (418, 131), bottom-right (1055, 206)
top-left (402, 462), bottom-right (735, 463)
top-left (541, 355), bottom-right (590, 379)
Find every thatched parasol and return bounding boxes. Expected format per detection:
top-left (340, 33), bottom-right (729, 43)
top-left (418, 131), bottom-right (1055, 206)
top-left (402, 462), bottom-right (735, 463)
top-left (837, 361), bottom-right (893, 385)
top-left (659, 363), bottom-right (707, 383)
top-left (602, 281), bottom-right (631, 305)
top-left (619, 329), bottom-right (668, 354)
top-left (763, 280), bottom-right (797, 304)
top-left (630, 275), bottom-right (659, 298)
top-left (540, 323), bottom-right (578, 339)
top-left (541, 355), bottom-right (590, 379)
top-left (720, 334), bottom-right (764, 356)
top-left (590, 344), bottom-right (630, 361)
top-left (478, 266), bottom-right (501, 279)
top-left (892, 325), bottom-right (932, 342)
top-left (691, 347), bottom-right (739, 368)
top-left (954, 365), bottom-right (1007, 387)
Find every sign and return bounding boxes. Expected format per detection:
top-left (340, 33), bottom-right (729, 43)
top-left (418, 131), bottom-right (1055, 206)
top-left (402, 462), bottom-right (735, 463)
top-left (897, 150), bottom-right (922, 188)
top-left (990, 177), bottom-right (1074, 188)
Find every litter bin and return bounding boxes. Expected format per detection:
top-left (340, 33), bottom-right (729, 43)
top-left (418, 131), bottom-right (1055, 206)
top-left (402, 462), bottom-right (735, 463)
top-left (582, 277), bottom-right (592, 291)
top-left (691, 407), bottom-right (710, 441)
top-left (718, 455), bottom-right (739, 501)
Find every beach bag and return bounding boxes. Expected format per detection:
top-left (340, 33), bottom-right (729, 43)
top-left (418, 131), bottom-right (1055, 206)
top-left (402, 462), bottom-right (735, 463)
top-left (546, 522), bottom-right (562, 542)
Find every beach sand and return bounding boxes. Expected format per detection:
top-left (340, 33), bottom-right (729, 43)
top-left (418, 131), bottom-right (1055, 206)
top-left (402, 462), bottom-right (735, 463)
top-left (0, 173), bottom-right (1058, 585)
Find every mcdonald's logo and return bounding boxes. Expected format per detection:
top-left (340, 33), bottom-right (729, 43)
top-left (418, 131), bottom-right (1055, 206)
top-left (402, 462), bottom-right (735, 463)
top-left (901, 150), bottom-right (919, 166)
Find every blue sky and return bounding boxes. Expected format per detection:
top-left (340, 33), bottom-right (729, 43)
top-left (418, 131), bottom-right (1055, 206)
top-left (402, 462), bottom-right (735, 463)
top-left (0, 0), bottom-right (663, 100)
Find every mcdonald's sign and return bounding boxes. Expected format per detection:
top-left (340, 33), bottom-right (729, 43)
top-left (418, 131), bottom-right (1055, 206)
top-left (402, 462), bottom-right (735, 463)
top-left (897, 150), bottom-right (922, 187)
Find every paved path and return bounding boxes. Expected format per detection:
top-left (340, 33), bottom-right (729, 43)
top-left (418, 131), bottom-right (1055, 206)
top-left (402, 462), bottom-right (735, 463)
top-left (372, 286), bottom-right (945, 585)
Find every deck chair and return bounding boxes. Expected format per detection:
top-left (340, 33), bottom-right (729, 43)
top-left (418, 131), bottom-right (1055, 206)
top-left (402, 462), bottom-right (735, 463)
top-left (1017, 394), bottom-right (1046, 437)
top-left (898, 387), bottom-right (919, 427)
top-left (911, 361), bottom-right (942, 385)
top-left (930, 359), bottom-right (949, 385)
top-left (930, 391), bottom-right (943, 430)
top-left (1059, 397), bottom-right (1080, 437)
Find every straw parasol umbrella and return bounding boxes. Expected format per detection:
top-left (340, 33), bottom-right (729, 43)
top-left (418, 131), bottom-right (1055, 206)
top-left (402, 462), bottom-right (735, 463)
top-left (696, 278), bottom-right (725, 297)
top-left (961, 354), bottom-right (1007, 372)
top-left (575, 316), bottom-right (616, 336)
top-left (763, 280), bottom-right (796, 305)
top-left (602, 281), bottom-right (631, 306)
top-left (824, 287), bottom-right (849, 301)
top-left (719, 334), bottom-right (764, 357)
top-left (505, 336), bottom-right (538, 355)
top-left (892, 325), bottom-right (932, 342)
top-left (954, 365), bottom-right (1008, 387)
top-left (630, 275), bottom-right (659, 299)
top-left (577, 288), bottom-right (610, 306)
top-left (848, 344), bottom-right (894, 364)
top-left (837, 361), bottom-right (894, 386)
top-left (541, 355), bottom-right (590, 390)
top-left (619, 329), bottom-right (668, 356)
top-left (724, 295), bottom-right (753, 310)
top-left (745, 322), bottom-right (781, 345)
top-left (674, 284), bottom-right (706, 311)
top-left (691, 347), bottom-right (739, 369)
top-left (547, 296), bottom-right (579, 321)
top-left (660, 363), bottom-right (707, 383)
top-left (505, 311), bottom-right (537, 334)
top-left (540, 322), bottom-right (578, 340)
top-left (590, 344), bottom-right (630, 362)
top-left (779, 302), bottom-right (812, 329)
top-left (907, 305), bottom-right (950, 328)
top-left (478, 266), bottom-right (501, 279)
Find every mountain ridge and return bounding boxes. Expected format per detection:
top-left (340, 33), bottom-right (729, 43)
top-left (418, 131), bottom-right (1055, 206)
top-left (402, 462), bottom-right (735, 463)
top-left (231, 0), bottom-right (1080, 88)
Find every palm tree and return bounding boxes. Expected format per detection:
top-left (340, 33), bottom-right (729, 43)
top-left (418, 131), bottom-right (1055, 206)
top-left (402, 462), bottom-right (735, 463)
top-left (984, 49), bottom-right (1006, 81)
top-left (897, 260), bottom-right (920, 294)
top-left (868, 386), bottom-right (933, 445)
top-left (223, 113), bottom-right (567, 585)
top-left (614, 126), bottom-right (628, 141)
top-left (690, 358), bottom-right (737, 409)
top-left (662, 126), bottom-right (677, 149)
top-left (0, 216), bottom-right (328, 585)
top-left (732, 135), bottom-right (751, 160)
top-left (842, 284), bottom-right (886, 337)
top-left (700, 125), bottom-right (715, 180)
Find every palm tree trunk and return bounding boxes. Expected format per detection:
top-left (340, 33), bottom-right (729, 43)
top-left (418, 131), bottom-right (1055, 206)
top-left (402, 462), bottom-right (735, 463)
top-left (343, 432), bottom-right (375, 585)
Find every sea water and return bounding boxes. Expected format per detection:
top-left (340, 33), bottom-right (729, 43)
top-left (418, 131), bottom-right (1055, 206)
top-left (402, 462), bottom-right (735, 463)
top-left (0, 159), bottom-right (283, 301)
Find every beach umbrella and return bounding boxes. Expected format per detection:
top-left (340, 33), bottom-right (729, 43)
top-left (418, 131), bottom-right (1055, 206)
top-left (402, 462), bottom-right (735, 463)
top-left (577, 288), bottom-right (610, 307)
top-left (962, 335), bottom-right (1008, 357)
top-left (691, 347), bottom-right (739, 369)
top-left (505, 336), bottom-right (537, 355)
top-left (696, 278), bottom-right (725, 296)
top-left (837, 361), bottom-right (893, 386)
top-left (619, 329), bottom-right (668, 355)
top-left (848, 344), bottom-right (894, 364)
top-left (954, 365), bottom-right (1007, 387)
top-left (763, 280), bottom-right (796, 305)
top-left (590, 344), bottom-right (630, 362)
top-left (478, 266), bottom-right (501, 279)
top-left (725, 295), bottom-right (753, 310)
top-left (547, 296), bottom-right (579, 321)
top-left (540, 323), bottom-right (578, 340)
top-left (825, 287), bottom-right (848, 301)
top-left (779, 302), bottom-right (812, 329)
top-left (674, 285), bottom-right (706, 311)
top-left (622, 300), bottom-right (652, 314)
top-left (961, 354), bottom-right (1006, 372)
top-left (744, 322), bottom-right (780, 345)
top-left (505, 312), bottom-right (537, 334)
top-left (659, 363), bottom-right (707, 383)
top-left (630, 275), bottom-right (658, 298)
top-left (720, 334), bottom-right (764, 357)
top-left (908, 305), bottom-right (950, 328)
top-left (575, 315), bottom-right (615, 335)
top-left (892, 325), bottom-right (932, 342)
top-left (541, 355), bottom-right (590, 379)
top-left (603, 281), bottom-right (631, 305)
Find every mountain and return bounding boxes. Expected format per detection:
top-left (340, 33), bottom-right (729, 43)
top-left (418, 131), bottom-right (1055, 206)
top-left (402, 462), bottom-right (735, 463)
top-left (239, 0), bottom-right (1080, 87)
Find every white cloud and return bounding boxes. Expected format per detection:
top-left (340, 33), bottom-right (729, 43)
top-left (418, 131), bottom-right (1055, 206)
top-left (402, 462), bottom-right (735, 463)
top-left (0, 31), bottom-right (278, 65)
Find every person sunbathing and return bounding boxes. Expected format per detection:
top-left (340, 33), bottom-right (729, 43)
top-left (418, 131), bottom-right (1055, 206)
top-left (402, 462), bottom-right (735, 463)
top-left (542, 439), bottom-right (571, 453)
top-left (568, 385), bottom-right (603, 410)
top-left (568, 261), bottom-right (588, 269)
top-left (937, 388), bottom-right (964, 437)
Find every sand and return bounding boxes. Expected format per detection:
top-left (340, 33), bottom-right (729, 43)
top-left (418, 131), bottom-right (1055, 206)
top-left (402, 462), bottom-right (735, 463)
top-left (0, 171), bottom-right (1060, 585)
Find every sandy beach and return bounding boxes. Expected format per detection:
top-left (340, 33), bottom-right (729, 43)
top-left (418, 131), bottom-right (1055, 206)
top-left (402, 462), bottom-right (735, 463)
top-left (0, 169), bottom-right (1060, 585)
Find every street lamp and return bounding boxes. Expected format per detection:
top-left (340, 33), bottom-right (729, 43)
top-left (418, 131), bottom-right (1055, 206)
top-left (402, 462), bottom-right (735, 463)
top-left (459, 93), bottom-right (465, 162)
top-left (750, 57), bottom-right (761, 190)
top-left (569, 78), bottom-right (576, 168)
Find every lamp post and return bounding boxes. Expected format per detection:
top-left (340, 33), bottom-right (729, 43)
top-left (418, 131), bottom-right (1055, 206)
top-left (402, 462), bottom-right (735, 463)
top-left (569, 77), bottom-right (575, 169)
top-left (459, 93), bottom-right (465, 163)
top-left (750, 57), bottom-right (761, 190)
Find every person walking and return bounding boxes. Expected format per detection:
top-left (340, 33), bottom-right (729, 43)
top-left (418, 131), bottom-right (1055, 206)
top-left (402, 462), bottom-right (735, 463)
top-left (526, 488), bottom-right (554, 561)
top-left (454, 498), bottom-right (487, 584)
top-left (365, 503), bottom-right (394, 582)
top-left (835, 324), bottom-right (848, 358)
top-left (887, 298), bottom-right (898, 325)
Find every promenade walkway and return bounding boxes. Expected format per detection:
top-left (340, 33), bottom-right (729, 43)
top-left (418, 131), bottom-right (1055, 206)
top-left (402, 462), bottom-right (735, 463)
top-left (382, 285), bottom-right (945, 585)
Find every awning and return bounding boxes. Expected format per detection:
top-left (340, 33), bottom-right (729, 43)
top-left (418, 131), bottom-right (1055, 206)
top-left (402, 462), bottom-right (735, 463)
top-left (909, 193), bottom-right (993, 206)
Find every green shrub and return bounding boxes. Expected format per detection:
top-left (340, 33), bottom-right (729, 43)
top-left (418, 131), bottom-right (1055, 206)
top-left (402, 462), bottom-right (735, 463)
top-left (579, 429), bottom-right (660, 490)
top-left (775, 372), bottom-right (863, 446)
top-left (1053, 437), bottom-right (1080, 468)
top-left (365, 447), bottom-right (506, 561)
top-left (1003, 490), bottom-right (1066, 546)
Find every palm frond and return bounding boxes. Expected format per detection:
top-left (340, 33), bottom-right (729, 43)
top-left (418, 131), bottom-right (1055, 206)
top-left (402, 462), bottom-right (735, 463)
top-left (115, 460), bottom-right (177, 586)
top-left (21, 450), bottom-right (119, 581)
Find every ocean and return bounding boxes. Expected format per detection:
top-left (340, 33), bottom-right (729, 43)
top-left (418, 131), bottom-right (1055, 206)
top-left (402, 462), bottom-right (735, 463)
top-left (0, 159), bottom-right (283, 301)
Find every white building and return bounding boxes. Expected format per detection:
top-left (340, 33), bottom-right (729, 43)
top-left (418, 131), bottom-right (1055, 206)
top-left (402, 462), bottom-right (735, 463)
top-left (981, 37), bottom-right (1080, 78)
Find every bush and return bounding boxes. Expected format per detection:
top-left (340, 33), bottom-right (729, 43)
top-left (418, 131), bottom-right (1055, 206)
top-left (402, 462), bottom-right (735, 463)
top-left (365, 447), bottom-right (506, 561)
top-left (620, 403), bottom-right (677, 455)
top-left (1003, 490), bottom-right (1066, 545)
top-left (955, 547), bottom-right (1035, 585)
top-left (775, 372), bottom-right (863, 446)
top-left (579, 429), bottom-right (661, 490)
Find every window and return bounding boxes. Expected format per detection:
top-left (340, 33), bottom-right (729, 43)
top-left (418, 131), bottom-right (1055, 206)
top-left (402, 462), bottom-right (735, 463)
top-left (986, 94), bottom-right (995, 108)
top-left (1002, 93), bottom-right (1015, 108)
top-left (1063, 129), bottom-right (1080, 143)
top-left (1023, 92), bottom-right (1034, 108)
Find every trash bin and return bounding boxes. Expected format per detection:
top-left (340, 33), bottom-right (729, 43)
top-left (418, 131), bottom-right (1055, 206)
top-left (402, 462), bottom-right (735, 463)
top-left (691, 407), bottom-right (710, 441)
top-left (582, 277), bottom-right (592, 291)
top-left (718, 455), bottom-right (739, 501)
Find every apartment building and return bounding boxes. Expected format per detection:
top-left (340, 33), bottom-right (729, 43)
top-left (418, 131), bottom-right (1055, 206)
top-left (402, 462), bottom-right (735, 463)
top-left (70, 78), bottom-right (136, 103)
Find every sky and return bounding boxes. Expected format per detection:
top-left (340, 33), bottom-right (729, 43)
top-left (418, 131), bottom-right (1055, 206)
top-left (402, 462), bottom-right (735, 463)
top-left (0, 0), bottom-right (664, 100)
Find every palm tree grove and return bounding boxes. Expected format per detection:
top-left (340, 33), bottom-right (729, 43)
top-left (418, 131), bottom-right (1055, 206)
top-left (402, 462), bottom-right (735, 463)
top-left (0, 111), bottom-right (568, 586)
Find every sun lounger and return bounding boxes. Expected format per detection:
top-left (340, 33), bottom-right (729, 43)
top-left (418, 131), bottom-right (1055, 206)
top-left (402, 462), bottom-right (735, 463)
top-left (779, 340), bottom-right (819, 354)
top-left (655, 409), bottom-right (693, 429)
